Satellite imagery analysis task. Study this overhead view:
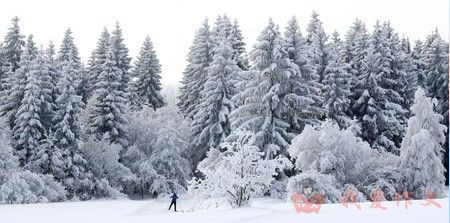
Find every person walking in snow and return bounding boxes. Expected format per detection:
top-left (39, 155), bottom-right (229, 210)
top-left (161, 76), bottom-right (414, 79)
top-left (168, 192), bottom-right (178, 212)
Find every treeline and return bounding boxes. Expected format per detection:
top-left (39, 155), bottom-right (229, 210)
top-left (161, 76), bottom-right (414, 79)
top-left (0, 11), bottom-right (447, 206)
top-left (179, 13), bottom-right (449, 207)
top-left (0, 17), bottom-right (191, 203)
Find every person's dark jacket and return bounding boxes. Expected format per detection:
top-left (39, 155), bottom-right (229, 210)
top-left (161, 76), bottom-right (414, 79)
top-left (170, 193), bottom-right (178, 203)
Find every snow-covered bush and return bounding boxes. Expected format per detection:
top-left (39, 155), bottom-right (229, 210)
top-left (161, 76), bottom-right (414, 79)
top-left (288, 120), bottom-right (399, 201)
top-left (150, 127), bottom-right (192, 190)
top-left (91, 178), bottom-right (124, 199)
top-left (0, 130), bottom-right (66, 204)
top-left (124, 103), bottom-right (192, 198)
top-left (287, 170), bottom-right (342, 203)
top-left (341, 184), bottom-right (366, 202)
top-left (40, 174), bottom-right (66, 202)
top-left (27, 131), bottom-right (65, 181)
top-left (0, 131), bottom-right (19, 184)
top-left (189, 131), bottom-right (284, 207)
top-left (399, 88), bottom-right (447, 199)
top-left (83, 137), bottom-right (135, 194)
top-left (0, 171), bottom-right (66, 204)
top-left (0, 174), bottom-right (38, 204)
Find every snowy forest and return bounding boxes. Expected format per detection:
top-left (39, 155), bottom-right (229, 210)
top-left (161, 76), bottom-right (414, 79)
top-left (0, 12), bottom-right (448, 207)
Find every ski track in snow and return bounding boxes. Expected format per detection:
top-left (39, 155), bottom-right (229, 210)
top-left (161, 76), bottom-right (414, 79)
top-left (0, 197), bottom-right (447, 223)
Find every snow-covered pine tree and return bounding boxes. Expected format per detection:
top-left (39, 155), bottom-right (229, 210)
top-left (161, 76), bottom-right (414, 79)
top-left (1, 35), bottom-right (38, 130)
top-left (421, 29), bottom-right (449, 182)
top-left (12, 48), bottom-right (48, 166)
top-left (422, 29), bottom-right (448, 134)
top-left (353, 21), bottom-right (406, 154)
top-left (58, 29), bottom-right (81, 66)
top-left (411, 40), bottom-right (426, 88)
top-left (2, 16), bottom-right (25, 72)
top-left (283, 16), bottom-right (322, 133)
top-left (45, 41), bottom-right (59, 100)
top-left (212, 15), bottom-right (249, 70)
top-left (88, 38), bottom-right (128, 148)
top-left (0, 17), bottom-right (25, 115)
top-left (383, 21), bottom-right (408, 124)
top-left (399, 88), bottom-right (447, 199)
top-left (399, 37), bottom-right (418, 110)
top-left (229, 19), bottom-right (249, 70)
top-left (110, 22), bottom-right (131, 92)
top-left (343, 19), bottom-right (369, 117)
top-left (53, 57), bottom-right (93, 200)
top-left (229, 19), bottom-right (297, 159)
top-left (36, 50), bottom-right (56, 132)
top-left (211, 15), bottom-right (232, 46)
top-left (0, 44), bottom-right (9, 91)
top-left (13, 49), bottom-right (56, 166)
top-left (322, 31), bottom-right (352, 128)
top-left (87, 28), bottom-right (110, 98)
top-left (133, 36), bottom-right (164, 110)
top-left (401, 37), bottom-right (411, 53)
top-left (57, 29), bottom-right (85, 100)
top-left (381, 22), bottom-right (408, 151)
top-left (306, 11), bottom-right (329, 96)
top-left (190, 35), bottom-right (240, 164)
top-left (178, 19), bottom-right (213, 119)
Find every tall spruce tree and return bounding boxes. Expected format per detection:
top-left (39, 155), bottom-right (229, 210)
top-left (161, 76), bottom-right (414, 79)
top-left (1, 35), bottom-right (38, 130)
top-left (353, 21), bottom-right (406, 154)
top-left (306, 11), bottom-right (329, 92)
top-left (421, 29), bottom-right (449, 183)
top-left (423, 29), bottom-right (448, 130)
top-left (13, 50), bottom-right (55, 167)
top-left (229, 19), bottom-right (249, 70)
top-left (190, 35), bottom-right (240, 164)
top-left (211, 15), bottom-right (232, 46)
top-left (110, 22), bottom-right (131, 92)
top-left (2, 16), bottom-right (25, 72)
top-left (178, 19), bottom-right (213, 119)
top-left (45, 41), bottom-right (59, 107)
top-left (88, 39), bottom-right (128, 148)
top-left (132, 36), bottom-right (164, 110)
top-left (412, 40), bottom-right (426, 88)
top-left (0, 44), bottom-right (8, 91)
top-left (58, 29), bottom-right (81, 65)
top-left (400, 37), bottom-right (418, 110)
top-left (381, 21), bottom-right (408, 150)
top-left (343, 19), bottom-right (369, 117)
top-left (12, 48), bottom-right (45, 166)
top-left (53, 57), bottom-right (93, 200)
top-left (37, 50), bottom-right (56, 132)
top-left (322, 31), bottom-right (352, 128)
top-left (229, 19), bottom-right (297, 159)
top-left (57, 29), bottom-right (85, 100)
top-left (87, 28), bottom-right (110, 98)
top-left (283, 16), bottom-right (323, 133)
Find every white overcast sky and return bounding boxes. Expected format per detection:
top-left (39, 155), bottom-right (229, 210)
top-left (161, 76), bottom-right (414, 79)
top-left (0, 0), bottom-right (448, 86)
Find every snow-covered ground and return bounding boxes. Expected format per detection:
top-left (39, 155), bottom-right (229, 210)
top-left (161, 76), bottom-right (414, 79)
top-left (0, 197), bottom-right (447, 223)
